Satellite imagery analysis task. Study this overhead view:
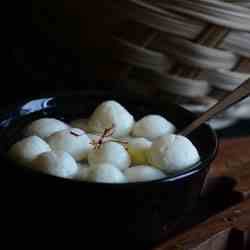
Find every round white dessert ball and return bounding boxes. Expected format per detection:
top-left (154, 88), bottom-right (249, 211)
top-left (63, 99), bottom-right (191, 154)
top-left (127, 137), bottom-right (152, 165)
top-left (88, 141), bottom-right (131, 171)
top-left (132, 115), bottom-right (176, 140)
top-left (88, 163), bottom-right (127, 183)
top-left (69, 118), bottom-right (90, 132)
top-left (8, 135), bottom-right (51, 166)
top-left (88, 100), bottom-right (134, 137)
top-left (31, 150), bottom-right (78, 178)
top-left (148, 134), bottom-right (200, 173)
top-left (46, 128), bottom-right (92, 161)
top-left (73, 162), bottom-right (91, 181)
top-left (124, 165), bottom-right (166, 182)
top-left (24, 118), bottom-right (69, 139)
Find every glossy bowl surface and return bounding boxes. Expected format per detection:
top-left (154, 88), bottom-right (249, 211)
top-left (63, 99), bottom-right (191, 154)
top-left (0, 91), bottom-right (218, 248)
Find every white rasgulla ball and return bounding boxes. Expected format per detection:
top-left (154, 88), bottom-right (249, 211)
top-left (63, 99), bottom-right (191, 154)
top-left (124, 165), bottom-right (166, 182)
top-left (31, 150), bottom-right (78, 178)
top-left (24, 118), bottom-right (69, 139)
top-left (88, 163), bottom-right (127, 183)
top-left (73, 162), bottom-right (91, 181)
top-left (132, 115), bottom-right (176, 140)
top-left (69, 118), bottom-right (90, 132)
top-left (88, 100), bottom-right (134, 137)
top-left (46, 128), bottom-right (92, 161)
top-left (8, 135), bottom-right (51, 166)
top-left (148, 134), bottom-right (200, 174)
top-left (127, 137), bottom-right (152, 165)
top-left (88, 141), bottom-right (131, 171)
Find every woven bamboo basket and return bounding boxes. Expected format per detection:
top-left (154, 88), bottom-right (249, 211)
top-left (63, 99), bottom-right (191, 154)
top-left (95, 0), bottom-right (250, 129)
top-left (64, 0), bottom-right (250, 129)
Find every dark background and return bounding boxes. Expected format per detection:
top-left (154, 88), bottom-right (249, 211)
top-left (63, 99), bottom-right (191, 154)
top-left (3, 1), bottom-right (250, 137)
top-left (5, 1), bottom-right (114, 101)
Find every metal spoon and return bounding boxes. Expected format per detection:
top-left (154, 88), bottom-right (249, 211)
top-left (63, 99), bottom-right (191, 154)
top-left (179, 78), bottom-right (250, 136)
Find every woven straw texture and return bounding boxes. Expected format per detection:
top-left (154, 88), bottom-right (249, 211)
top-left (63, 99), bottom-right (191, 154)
top-left (106, 0), bottom-right (250, 129)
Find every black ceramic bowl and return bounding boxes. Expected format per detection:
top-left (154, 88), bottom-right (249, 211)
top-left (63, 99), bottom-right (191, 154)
top-left (0, 91), bottom-right (217, 248)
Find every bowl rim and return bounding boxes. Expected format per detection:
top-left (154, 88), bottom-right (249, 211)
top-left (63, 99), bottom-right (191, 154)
top-left (0, 90), bottom-right (218, 186)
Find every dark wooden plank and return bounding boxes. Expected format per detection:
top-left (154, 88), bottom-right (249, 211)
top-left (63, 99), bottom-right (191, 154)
top-left (203, 137), bottom-right (250, 199)
top-left (153, 199), bottom-right (250, 250)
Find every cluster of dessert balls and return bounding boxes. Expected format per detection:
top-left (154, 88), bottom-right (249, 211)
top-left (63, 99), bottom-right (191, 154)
top-left (8, 100), bottom-right (200, 183)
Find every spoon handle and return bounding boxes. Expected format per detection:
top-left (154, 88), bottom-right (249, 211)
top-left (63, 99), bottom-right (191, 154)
top-left (180, 78), bottom-right (250, 136)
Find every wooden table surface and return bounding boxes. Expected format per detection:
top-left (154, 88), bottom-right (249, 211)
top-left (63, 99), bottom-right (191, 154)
top-left (153, 137), bottom-right (250, 250)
